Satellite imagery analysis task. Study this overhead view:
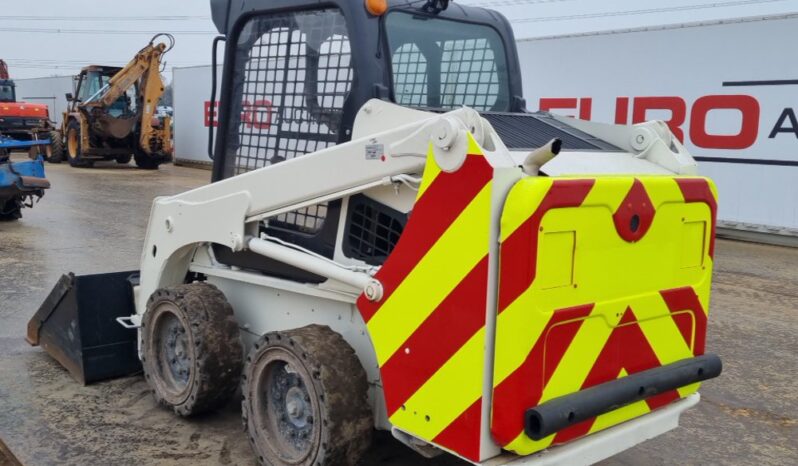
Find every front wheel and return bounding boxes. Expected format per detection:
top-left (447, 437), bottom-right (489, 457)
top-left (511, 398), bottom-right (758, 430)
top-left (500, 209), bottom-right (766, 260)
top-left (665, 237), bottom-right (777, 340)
top-left (66, 120), bottom-right (92, 168)
top-left (242, 325), bottom-right (372, 466)
top-left (141, 283), bottom-right (243, 416)
top-left (0, 199), bottom-right (21, 221)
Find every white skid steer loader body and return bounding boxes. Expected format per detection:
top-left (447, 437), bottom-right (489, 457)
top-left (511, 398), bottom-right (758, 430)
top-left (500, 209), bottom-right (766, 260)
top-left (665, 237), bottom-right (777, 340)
top-left (131, 100), bottom-right (704, 465)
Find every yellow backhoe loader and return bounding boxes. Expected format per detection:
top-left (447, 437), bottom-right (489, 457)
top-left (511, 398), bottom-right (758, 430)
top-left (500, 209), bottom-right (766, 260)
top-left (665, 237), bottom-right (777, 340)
top-left (59, 34), bottom-right (174, 169)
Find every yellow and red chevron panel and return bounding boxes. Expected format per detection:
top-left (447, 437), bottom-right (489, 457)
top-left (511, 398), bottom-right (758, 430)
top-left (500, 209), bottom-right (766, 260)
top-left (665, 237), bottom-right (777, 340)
top-left (357, 134), bottom-right (494, 461)
top-left (491, 175), bottom-right (717, 455)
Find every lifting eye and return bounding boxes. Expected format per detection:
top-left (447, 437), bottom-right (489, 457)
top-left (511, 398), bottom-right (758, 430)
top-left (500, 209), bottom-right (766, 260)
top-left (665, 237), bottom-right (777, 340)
top-left (630, 214), bottom-right (640, 233)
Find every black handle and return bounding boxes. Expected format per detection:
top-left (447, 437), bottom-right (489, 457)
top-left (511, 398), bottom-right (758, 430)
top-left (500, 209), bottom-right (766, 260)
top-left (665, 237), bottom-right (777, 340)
top-left (208, 35), bottom-right (226, 160)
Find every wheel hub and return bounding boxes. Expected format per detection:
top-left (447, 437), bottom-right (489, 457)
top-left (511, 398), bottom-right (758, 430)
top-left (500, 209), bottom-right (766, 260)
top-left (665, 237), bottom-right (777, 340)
top-left (267, 362), bottom-right (313, 453)
top-left (160, 314), bottom-right (191, 386)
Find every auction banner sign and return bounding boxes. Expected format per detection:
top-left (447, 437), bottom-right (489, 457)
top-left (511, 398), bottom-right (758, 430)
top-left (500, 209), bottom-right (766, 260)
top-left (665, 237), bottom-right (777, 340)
top-left (518, 15), bottom-right (798, 233)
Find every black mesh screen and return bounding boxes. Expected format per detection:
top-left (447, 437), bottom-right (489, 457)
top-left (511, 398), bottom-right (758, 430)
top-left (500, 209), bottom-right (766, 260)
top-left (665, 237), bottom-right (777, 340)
top-left (226, 8), bottom-right (353, 233)
top-left (392, 43), bottom-right (429, 107)
top-left (439, 39), bottom-right (500, 109)
top-left (387, 11), bottom-right (509, 112)
top-left (345, 195), bottom-right (407, 266)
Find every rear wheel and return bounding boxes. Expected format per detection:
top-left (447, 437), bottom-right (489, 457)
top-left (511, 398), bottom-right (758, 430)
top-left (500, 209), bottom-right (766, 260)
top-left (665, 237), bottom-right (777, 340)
top-left (48, 130), bottom-right (64, 163)
top-left (242, 325), bottom-right (372, 466)
top-left (133, 148), bottom-right (167, 170)
top-left (66, 120), bottom-right (92, 168)
top-left (141, 283), bottom-right (243, 416)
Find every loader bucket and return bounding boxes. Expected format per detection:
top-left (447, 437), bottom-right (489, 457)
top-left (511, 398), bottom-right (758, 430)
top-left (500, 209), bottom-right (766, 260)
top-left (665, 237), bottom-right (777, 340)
top-left (26, 271), bottom-right (142, 384)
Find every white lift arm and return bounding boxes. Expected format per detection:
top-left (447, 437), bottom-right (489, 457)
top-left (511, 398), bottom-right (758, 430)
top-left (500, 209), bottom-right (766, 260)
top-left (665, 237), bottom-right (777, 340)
top-left (133, 100), bottom-right (697, 316)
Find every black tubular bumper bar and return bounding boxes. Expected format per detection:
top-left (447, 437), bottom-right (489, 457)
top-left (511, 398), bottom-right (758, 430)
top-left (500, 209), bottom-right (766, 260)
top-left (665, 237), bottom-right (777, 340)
top-left (525, 353), bottom-right (722, 440)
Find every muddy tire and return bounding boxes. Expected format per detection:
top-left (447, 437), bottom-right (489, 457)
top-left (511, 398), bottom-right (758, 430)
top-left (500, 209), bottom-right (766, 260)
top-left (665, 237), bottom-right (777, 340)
top-left (242, 325), bottom-right (372, 466)
top-left (48, 130), bottom-right (64, 163)
top-left (141, 282), bottom-right (243, 416)
top-left (65, 120), bottom-right (92, 168)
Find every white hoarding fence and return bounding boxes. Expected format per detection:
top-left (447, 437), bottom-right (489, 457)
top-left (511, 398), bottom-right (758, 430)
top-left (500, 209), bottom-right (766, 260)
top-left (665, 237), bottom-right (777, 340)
top-left (518, 15), bottom-right (798, 236)
top-left (172, 15), bottom-right (798, 236)
top-left (173, 65), bottom-right (222, 166)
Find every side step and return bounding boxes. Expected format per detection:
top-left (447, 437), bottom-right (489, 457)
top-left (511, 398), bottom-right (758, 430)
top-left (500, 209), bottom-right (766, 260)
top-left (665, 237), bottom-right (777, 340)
top-left (26, 271), bottom-right (142, 384)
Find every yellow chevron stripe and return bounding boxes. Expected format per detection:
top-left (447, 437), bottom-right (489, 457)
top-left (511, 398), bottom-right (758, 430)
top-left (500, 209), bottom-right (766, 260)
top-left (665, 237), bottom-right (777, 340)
top-left (491, 293), bottom-right (564, 384)
top-left (416, 134), bottom-right (488, 199)
top-left (581, 177), bottom-right (633, 213)
top-left (499, 177), bottom-right (554, 242)
top-left (367, 181), bottom-right (493, 365)
top-left (389, 328), bottom-right (486, 439)
top-left (641, 177), bottom-right (684, 212)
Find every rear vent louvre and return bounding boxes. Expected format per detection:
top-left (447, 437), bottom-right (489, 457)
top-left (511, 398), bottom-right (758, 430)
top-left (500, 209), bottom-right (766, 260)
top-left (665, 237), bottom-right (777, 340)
top-left (480, 112), bottom-right (619, 152)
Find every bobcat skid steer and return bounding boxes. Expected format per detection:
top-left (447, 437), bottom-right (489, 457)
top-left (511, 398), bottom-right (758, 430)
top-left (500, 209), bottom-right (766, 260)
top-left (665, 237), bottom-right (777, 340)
top-left (27, 1), bottom-right (721, 465)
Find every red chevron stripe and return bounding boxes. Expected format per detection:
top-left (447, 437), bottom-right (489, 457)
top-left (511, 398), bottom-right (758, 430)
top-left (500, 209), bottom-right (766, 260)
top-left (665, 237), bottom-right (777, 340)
top-left (357, 155), bottom-right (492, 322)
top-left (497, 179), bottom-right (595, 313)
top-left (675, 178), bottom-right (717, 258)
top-left (660, 287), bottom-right (707, 355)
top-left (380, 256), bottom-right (489, 416)
top-left (433, 398), bottom-right (483, 462)
top-left (551, 307), bottom-right (676, 445)
top-left (491, 304), bottom-right (594, 446)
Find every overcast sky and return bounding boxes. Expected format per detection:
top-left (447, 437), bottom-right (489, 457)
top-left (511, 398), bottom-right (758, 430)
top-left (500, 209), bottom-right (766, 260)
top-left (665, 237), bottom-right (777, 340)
top-left (3, 0), bottom-right (798, 80)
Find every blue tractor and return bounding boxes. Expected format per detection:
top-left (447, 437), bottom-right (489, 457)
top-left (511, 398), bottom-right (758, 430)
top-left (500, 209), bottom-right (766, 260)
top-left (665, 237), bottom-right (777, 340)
top-left (0, 135), bottom-right (51, 220)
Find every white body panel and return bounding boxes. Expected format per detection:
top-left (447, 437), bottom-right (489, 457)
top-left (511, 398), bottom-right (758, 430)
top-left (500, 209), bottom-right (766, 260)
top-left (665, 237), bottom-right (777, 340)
top-left (517, 15), bottom-right (798, 236)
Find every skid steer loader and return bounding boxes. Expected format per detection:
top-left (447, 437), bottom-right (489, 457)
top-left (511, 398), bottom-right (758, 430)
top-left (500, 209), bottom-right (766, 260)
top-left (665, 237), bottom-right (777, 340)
top-left (27, 1), bottom-right (722, 464)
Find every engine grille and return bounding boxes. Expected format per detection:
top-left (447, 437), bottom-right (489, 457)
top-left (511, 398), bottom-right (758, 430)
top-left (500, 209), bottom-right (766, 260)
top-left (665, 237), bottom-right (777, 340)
top-left (481, 112), bottom-right (619, 152)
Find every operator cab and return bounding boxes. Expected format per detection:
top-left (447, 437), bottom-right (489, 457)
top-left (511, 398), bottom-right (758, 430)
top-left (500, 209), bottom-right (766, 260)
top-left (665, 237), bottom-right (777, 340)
top-left (0, 80), bottom-right (15, 103)
top-left (208, 0), bottom-right (613, 280)
top-left (71, 66), bottom-right (137, 117)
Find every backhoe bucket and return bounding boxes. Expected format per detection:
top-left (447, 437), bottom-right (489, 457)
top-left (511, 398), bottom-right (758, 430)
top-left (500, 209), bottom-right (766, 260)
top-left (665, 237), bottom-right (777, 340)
top-left (26, 271), bottom-right (142, 384)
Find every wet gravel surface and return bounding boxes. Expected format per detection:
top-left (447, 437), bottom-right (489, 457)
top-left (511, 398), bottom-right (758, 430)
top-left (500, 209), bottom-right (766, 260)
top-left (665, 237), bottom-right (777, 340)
top-left (0, 159), bottom-right (795, 465)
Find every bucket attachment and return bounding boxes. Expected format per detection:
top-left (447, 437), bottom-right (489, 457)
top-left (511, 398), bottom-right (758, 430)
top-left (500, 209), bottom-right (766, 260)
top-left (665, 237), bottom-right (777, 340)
top-left (26, 271), bottom-right (142, 385)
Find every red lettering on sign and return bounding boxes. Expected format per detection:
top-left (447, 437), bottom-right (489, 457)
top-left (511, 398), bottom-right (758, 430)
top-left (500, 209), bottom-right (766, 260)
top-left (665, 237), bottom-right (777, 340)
top-left (690, 95), bottom-right (760, 149)
top-left (204, 100), bottom-right (218, 127)
top-left (615, 97), bottom-right (629, 124)
top-left (632, 96), bottom-right (686, 142)
top-left (242, 99), bottom-right (273, 130)
top-left (540, 98), bottom-right (578, 115)
top-left (579, 98), bottom-right (592, 120)
top-left (540, 97), bottom-right (592, 120)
